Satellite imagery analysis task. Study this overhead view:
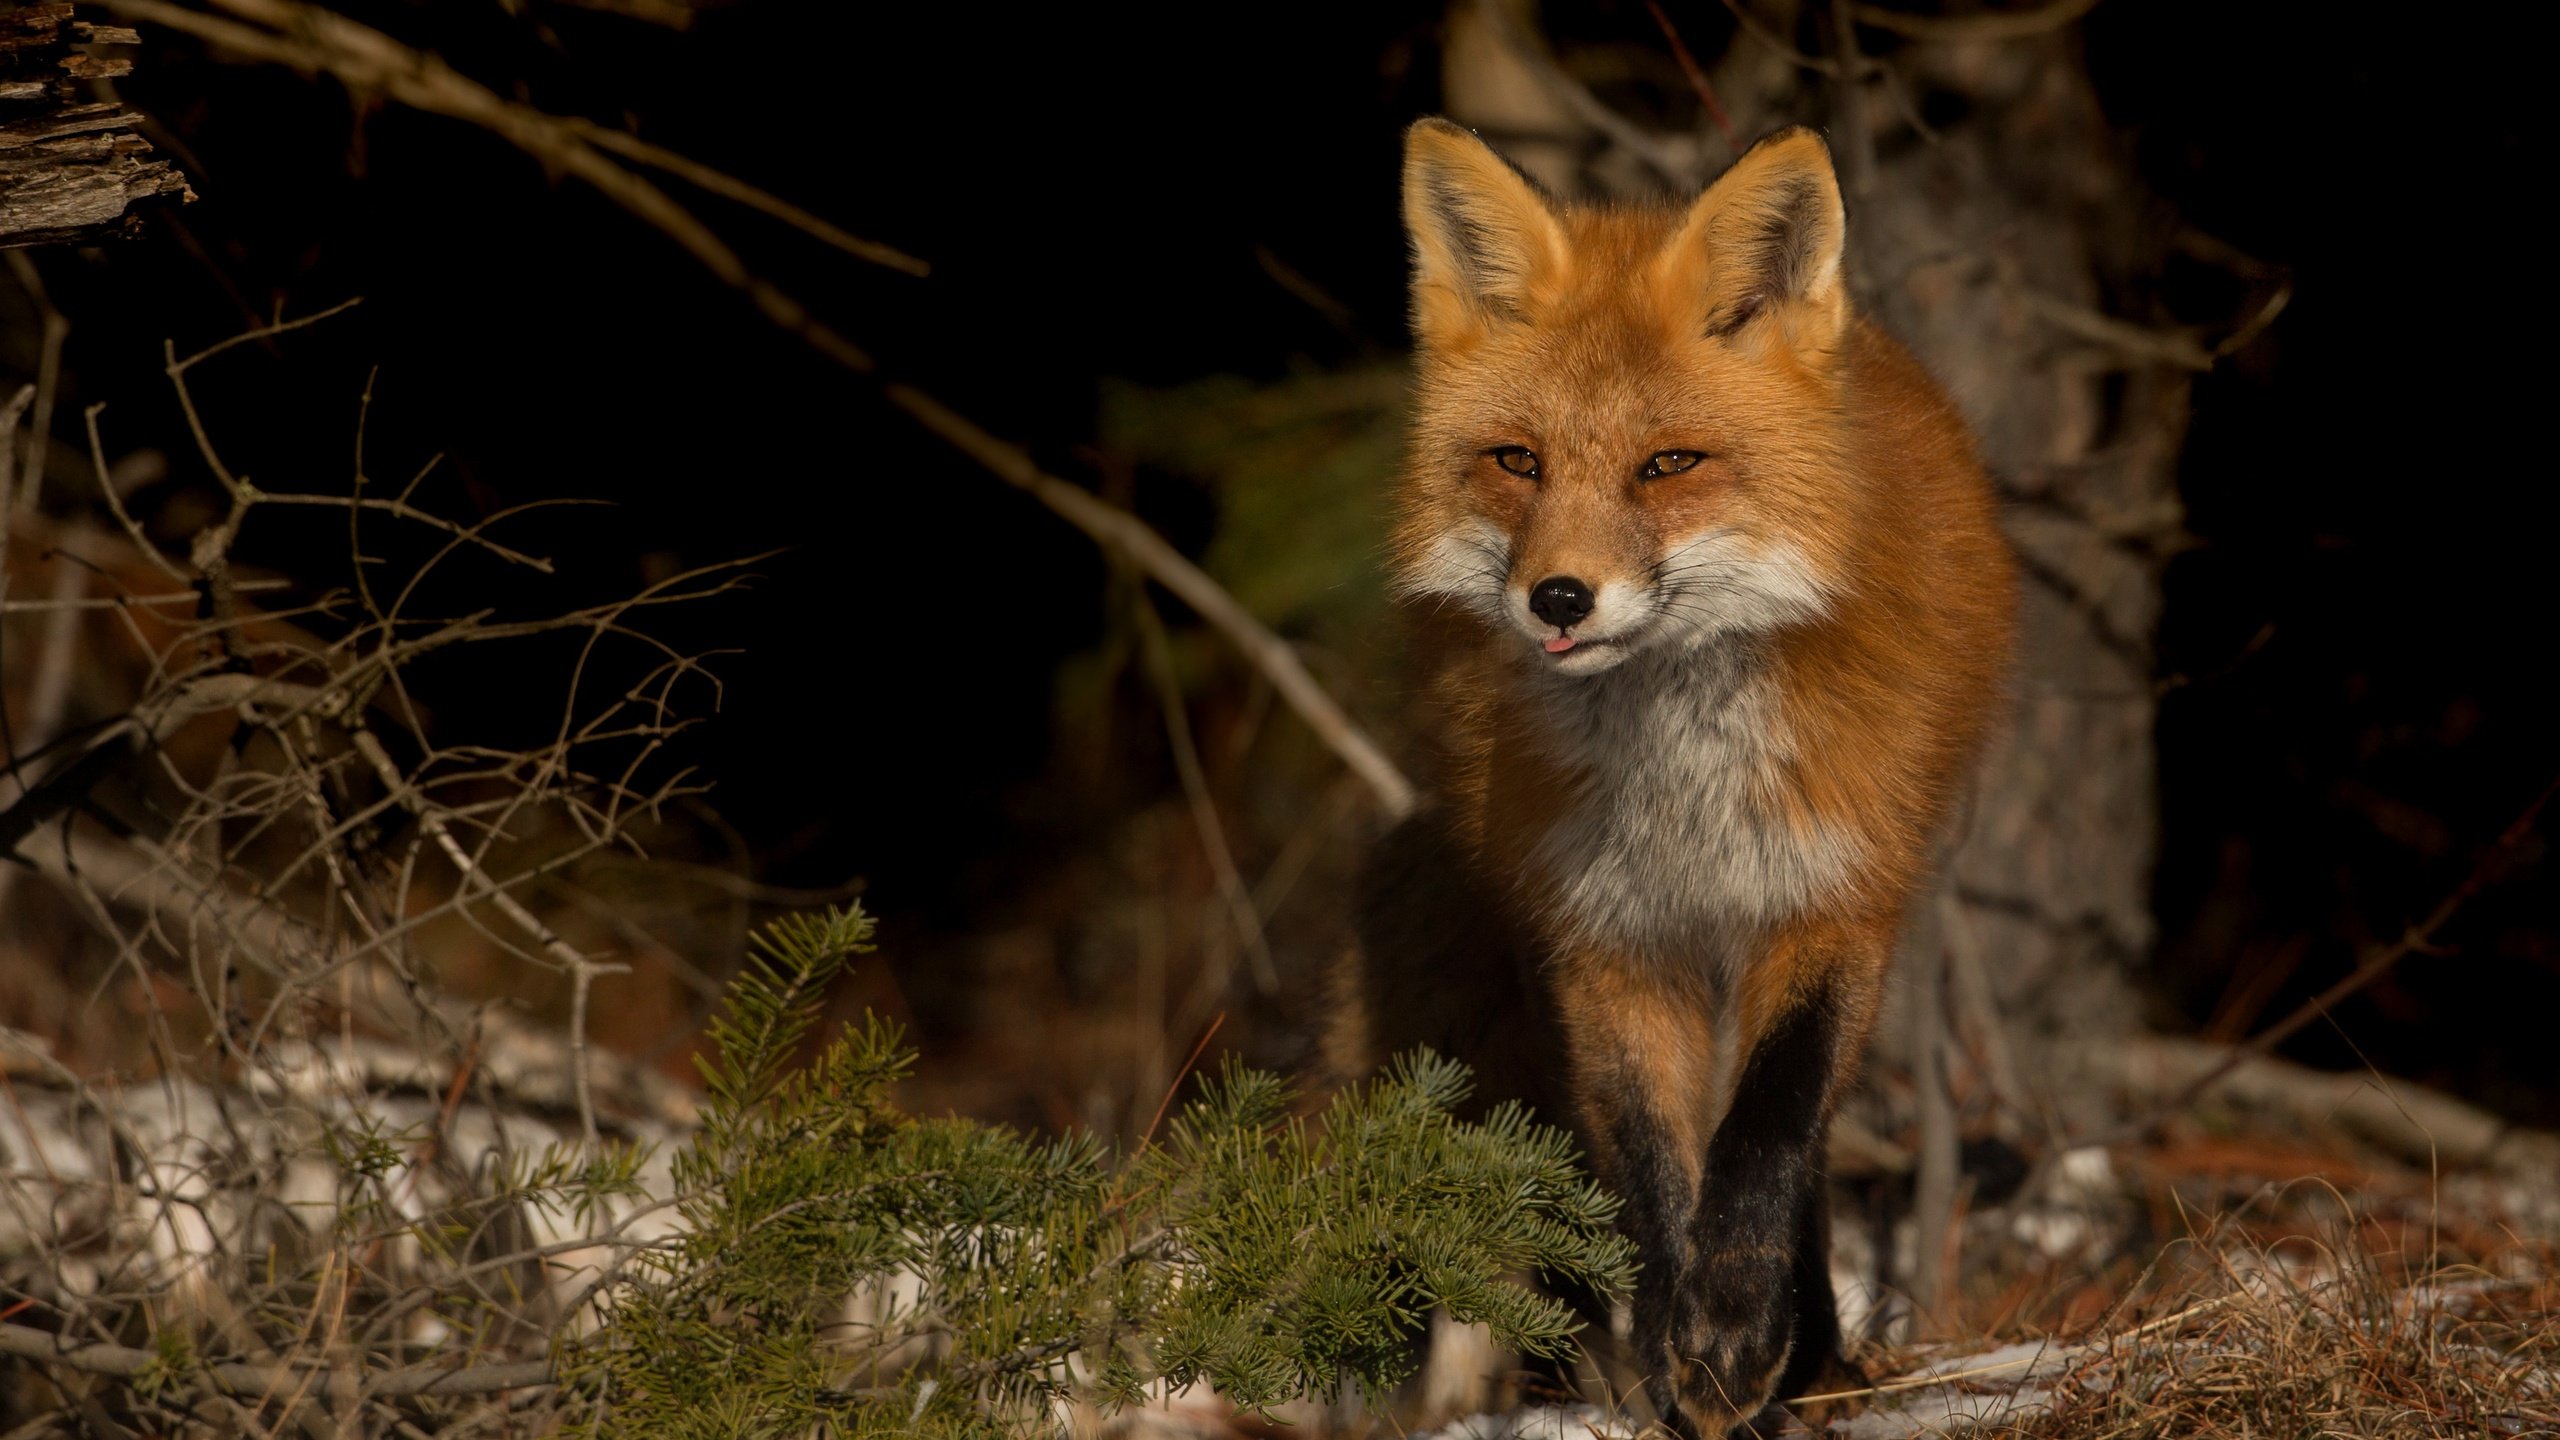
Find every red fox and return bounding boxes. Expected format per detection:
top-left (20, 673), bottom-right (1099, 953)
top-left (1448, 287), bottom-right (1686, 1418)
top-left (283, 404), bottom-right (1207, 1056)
top-left (1329, 121), bottom-right (2017, 1437)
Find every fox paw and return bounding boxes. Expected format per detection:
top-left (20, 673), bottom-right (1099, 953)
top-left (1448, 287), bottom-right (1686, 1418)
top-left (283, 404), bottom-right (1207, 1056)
top-left (1658, 1259), bottom-right (1796, 1439)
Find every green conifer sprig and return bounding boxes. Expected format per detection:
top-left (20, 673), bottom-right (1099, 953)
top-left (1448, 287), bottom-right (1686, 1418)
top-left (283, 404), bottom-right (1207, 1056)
top-left (563, 906), bottom-right (1633, 1439)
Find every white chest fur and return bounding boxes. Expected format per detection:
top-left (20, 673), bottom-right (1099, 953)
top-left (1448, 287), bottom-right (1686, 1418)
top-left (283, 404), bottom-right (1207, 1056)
top-left (1523, 642), bottom-right (1856, 962)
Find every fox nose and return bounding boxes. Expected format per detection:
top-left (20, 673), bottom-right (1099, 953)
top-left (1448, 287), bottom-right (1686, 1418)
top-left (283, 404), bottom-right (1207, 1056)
top-left (1529, 576), bottom-right (1596, 628)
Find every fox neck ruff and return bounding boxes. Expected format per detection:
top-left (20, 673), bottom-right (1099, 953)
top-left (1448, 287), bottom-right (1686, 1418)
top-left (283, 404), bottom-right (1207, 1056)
top-left (1515, 634), bottom-right (1857, 966)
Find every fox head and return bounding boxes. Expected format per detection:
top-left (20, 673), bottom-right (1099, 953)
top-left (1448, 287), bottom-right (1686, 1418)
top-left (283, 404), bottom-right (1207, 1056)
top-left (1392, 119), bottom-right (1859, 677)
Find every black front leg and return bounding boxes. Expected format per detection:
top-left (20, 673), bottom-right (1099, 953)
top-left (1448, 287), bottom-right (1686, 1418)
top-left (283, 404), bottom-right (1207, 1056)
top-left (1665, 988), bottom-right (1843, 1438)
top-left (1777, 1172), bottom-right (1841, 1407)
top-left (1604, 1088), bottom-right (1704, 1434)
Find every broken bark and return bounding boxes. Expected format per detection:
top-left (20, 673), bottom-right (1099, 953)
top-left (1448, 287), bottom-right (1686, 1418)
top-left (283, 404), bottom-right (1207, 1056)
top-left (0, 2), bottom-right (190, 248)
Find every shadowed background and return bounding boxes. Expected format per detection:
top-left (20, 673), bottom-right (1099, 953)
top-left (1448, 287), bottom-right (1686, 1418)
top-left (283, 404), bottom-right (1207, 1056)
top-left (4, 0), bottom-right (2551, 1172)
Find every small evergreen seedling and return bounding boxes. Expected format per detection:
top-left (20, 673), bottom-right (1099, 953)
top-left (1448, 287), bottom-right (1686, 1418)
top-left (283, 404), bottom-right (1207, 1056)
top-left (563, 906), bottom-right (1632, 1439)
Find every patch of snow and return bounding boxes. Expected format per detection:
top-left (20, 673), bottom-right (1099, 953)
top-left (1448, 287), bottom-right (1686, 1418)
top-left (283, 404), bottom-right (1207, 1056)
top-left (1414, 1404), bottom-right (1638, 1440)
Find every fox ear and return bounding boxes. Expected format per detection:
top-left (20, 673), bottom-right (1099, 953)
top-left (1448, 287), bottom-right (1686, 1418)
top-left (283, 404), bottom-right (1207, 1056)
top-left (1403, 118), bottom-right (1570, 345)
top-left (1663, 127), bottom-right (1848, 347)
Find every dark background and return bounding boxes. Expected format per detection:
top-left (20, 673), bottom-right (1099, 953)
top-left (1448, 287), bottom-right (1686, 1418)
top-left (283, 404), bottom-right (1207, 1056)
top-left (16, 0), bottom-right (2554, 1121)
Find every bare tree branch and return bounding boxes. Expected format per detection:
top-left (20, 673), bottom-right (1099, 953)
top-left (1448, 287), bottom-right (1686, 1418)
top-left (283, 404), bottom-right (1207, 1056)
top-left (1850, 0), bottom-right (2104, 43)
top-left (0, 1324), bottom-right (555, 1399)
top-left (882, 383), bottom-right (1416, 818)
top-left (101, 0), bottom-right (1421, 821)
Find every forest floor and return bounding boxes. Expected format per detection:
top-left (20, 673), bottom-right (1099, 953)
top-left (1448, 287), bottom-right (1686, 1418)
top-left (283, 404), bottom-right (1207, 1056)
top-left (1128, 1069), bottom-right (2560, 1440)
top-left (1792, 1180), bottom-right (2559, 1437)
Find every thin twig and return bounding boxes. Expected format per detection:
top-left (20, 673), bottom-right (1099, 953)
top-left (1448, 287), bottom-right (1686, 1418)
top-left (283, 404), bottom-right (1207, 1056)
top-left (1, 579), bottom-right (291, 613)
top-left (5, 253), bottom-right (69, 518)
top-left (1478, 0), bottom-right (1701, 189)
top-left (0, 384), bottom-right (31, 606)
top-left (1130, 590), bottom-right (1275, 995)
top-left (0, 1323), bottom-right (554, 1398)
top-left (1644, 0), bottom-right (1737, 152)
top-left (166, 294), bottom-right (365, 374)
top-left (242, 489), bottom-right (560, 572)
top-left (348, 726), bottom-right (628, 1148)
top-left (1906, 898), bottom-right (1959, 1316)
top-left (2013, 286), bottom-right (2217, 370)
top-left (0, 556), bottom-right (86, 924)
top-left (547, 0), bottom-right (701, 26)
top-left (1850, 0), bottom-right (2103, 43)
top-left (1939, 887), bottom-right (2027, 1127)
top-left (1785, 1294), bottom-right (2241, 1407)
top-left (1720, 0), bottom-right (1868, 77)
top-left (1829, 0), bottom-right (1877, 197)
top-left (1135, 1013), bottom-right (1226, 1158)
top-left (107, 0), bottom-right (886, 374)
top-left (114, 0), bottom-right (1419, 820)
top-left (86, 401), bottom-right (191, 583)
top-left (2115, 773), bottom-right (2559, 1143)
top-left (565, 118), bottom-right (928, 277)
top-left (883, 384), bottom-right (1416, 818)
top-left (0, 284), bottom-right (732, 1428)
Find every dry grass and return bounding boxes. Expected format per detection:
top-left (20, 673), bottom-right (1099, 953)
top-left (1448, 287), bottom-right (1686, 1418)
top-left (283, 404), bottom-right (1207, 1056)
top-left (1818, 1188), bottom-right (2560, 1439)
top-left (2024, 1254), bottom-right (2555, 1438)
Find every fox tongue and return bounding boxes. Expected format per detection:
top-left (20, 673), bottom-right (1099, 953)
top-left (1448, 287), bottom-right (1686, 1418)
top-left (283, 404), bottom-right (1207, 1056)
top-left (1544, 634), bottom-right (1578, 654)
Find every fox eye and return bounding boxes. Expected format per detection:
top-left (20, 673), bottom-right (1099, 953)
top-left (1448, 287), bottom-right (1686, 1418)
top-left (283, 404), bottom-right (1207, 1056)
top-left (1642, 450), bottom-right (1707, 480)
top-left (1489, 446), bottom-right (1541, 480)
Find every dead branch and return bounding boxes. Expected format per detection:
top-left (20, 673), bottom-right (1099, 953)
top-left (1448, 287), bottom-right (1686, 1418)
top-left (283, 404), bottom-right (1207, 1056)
top-left (2117, 775), bottom-right (2558, 1143)
top-left (1717, 0), bottom-right (1874, 78)
top-left (1850, 0), bottom-right (2105, 44)
top-left (1905, 900), bottom-right (1960, 1315)
top-left (1829, 0), bottom-right (1877, 196)
top-left (883, 383), bottom-right (1418, 819)
top-left (1642, 0), bottom-right (1737, 152)
top-left (1, 302), bottom-right (720, 1431)
top-left (5, 253), bottom-right (68, 511)
top-left (543, 0), bottom-right (703, 28)
top-left (1473, 0), bottom-right (1701, 189)
top-left (0, 381), bottom-right (28, 596)
top-left (1129, 587), bottom-right (1277, 1000)
top-left (105, 0), bottom-right (893, 373)
top-left (2092, 1033), bottom-right (2560, 1190)
top-left (0, 578), bottom-right (288, 612)
top-left (105, 0), bottom-right (1421, 821)
top-left (348, 725), bottom-right (629, 1148)
top-left (2012, 286), bottom-right (2218, 371)
top-left (0, 1322), bottom-right (554, 1398)
top-left (564, 118), bottom-right (928, 277)
top-left (24, 824), bottom-right (695, 1128)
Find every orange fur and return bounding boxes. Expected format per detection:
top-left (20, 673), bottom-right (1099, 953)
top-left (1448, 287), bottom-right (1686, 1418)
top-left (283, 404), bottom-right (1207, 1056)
top-left (1337, 119), bottom-right (2016, 1437)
